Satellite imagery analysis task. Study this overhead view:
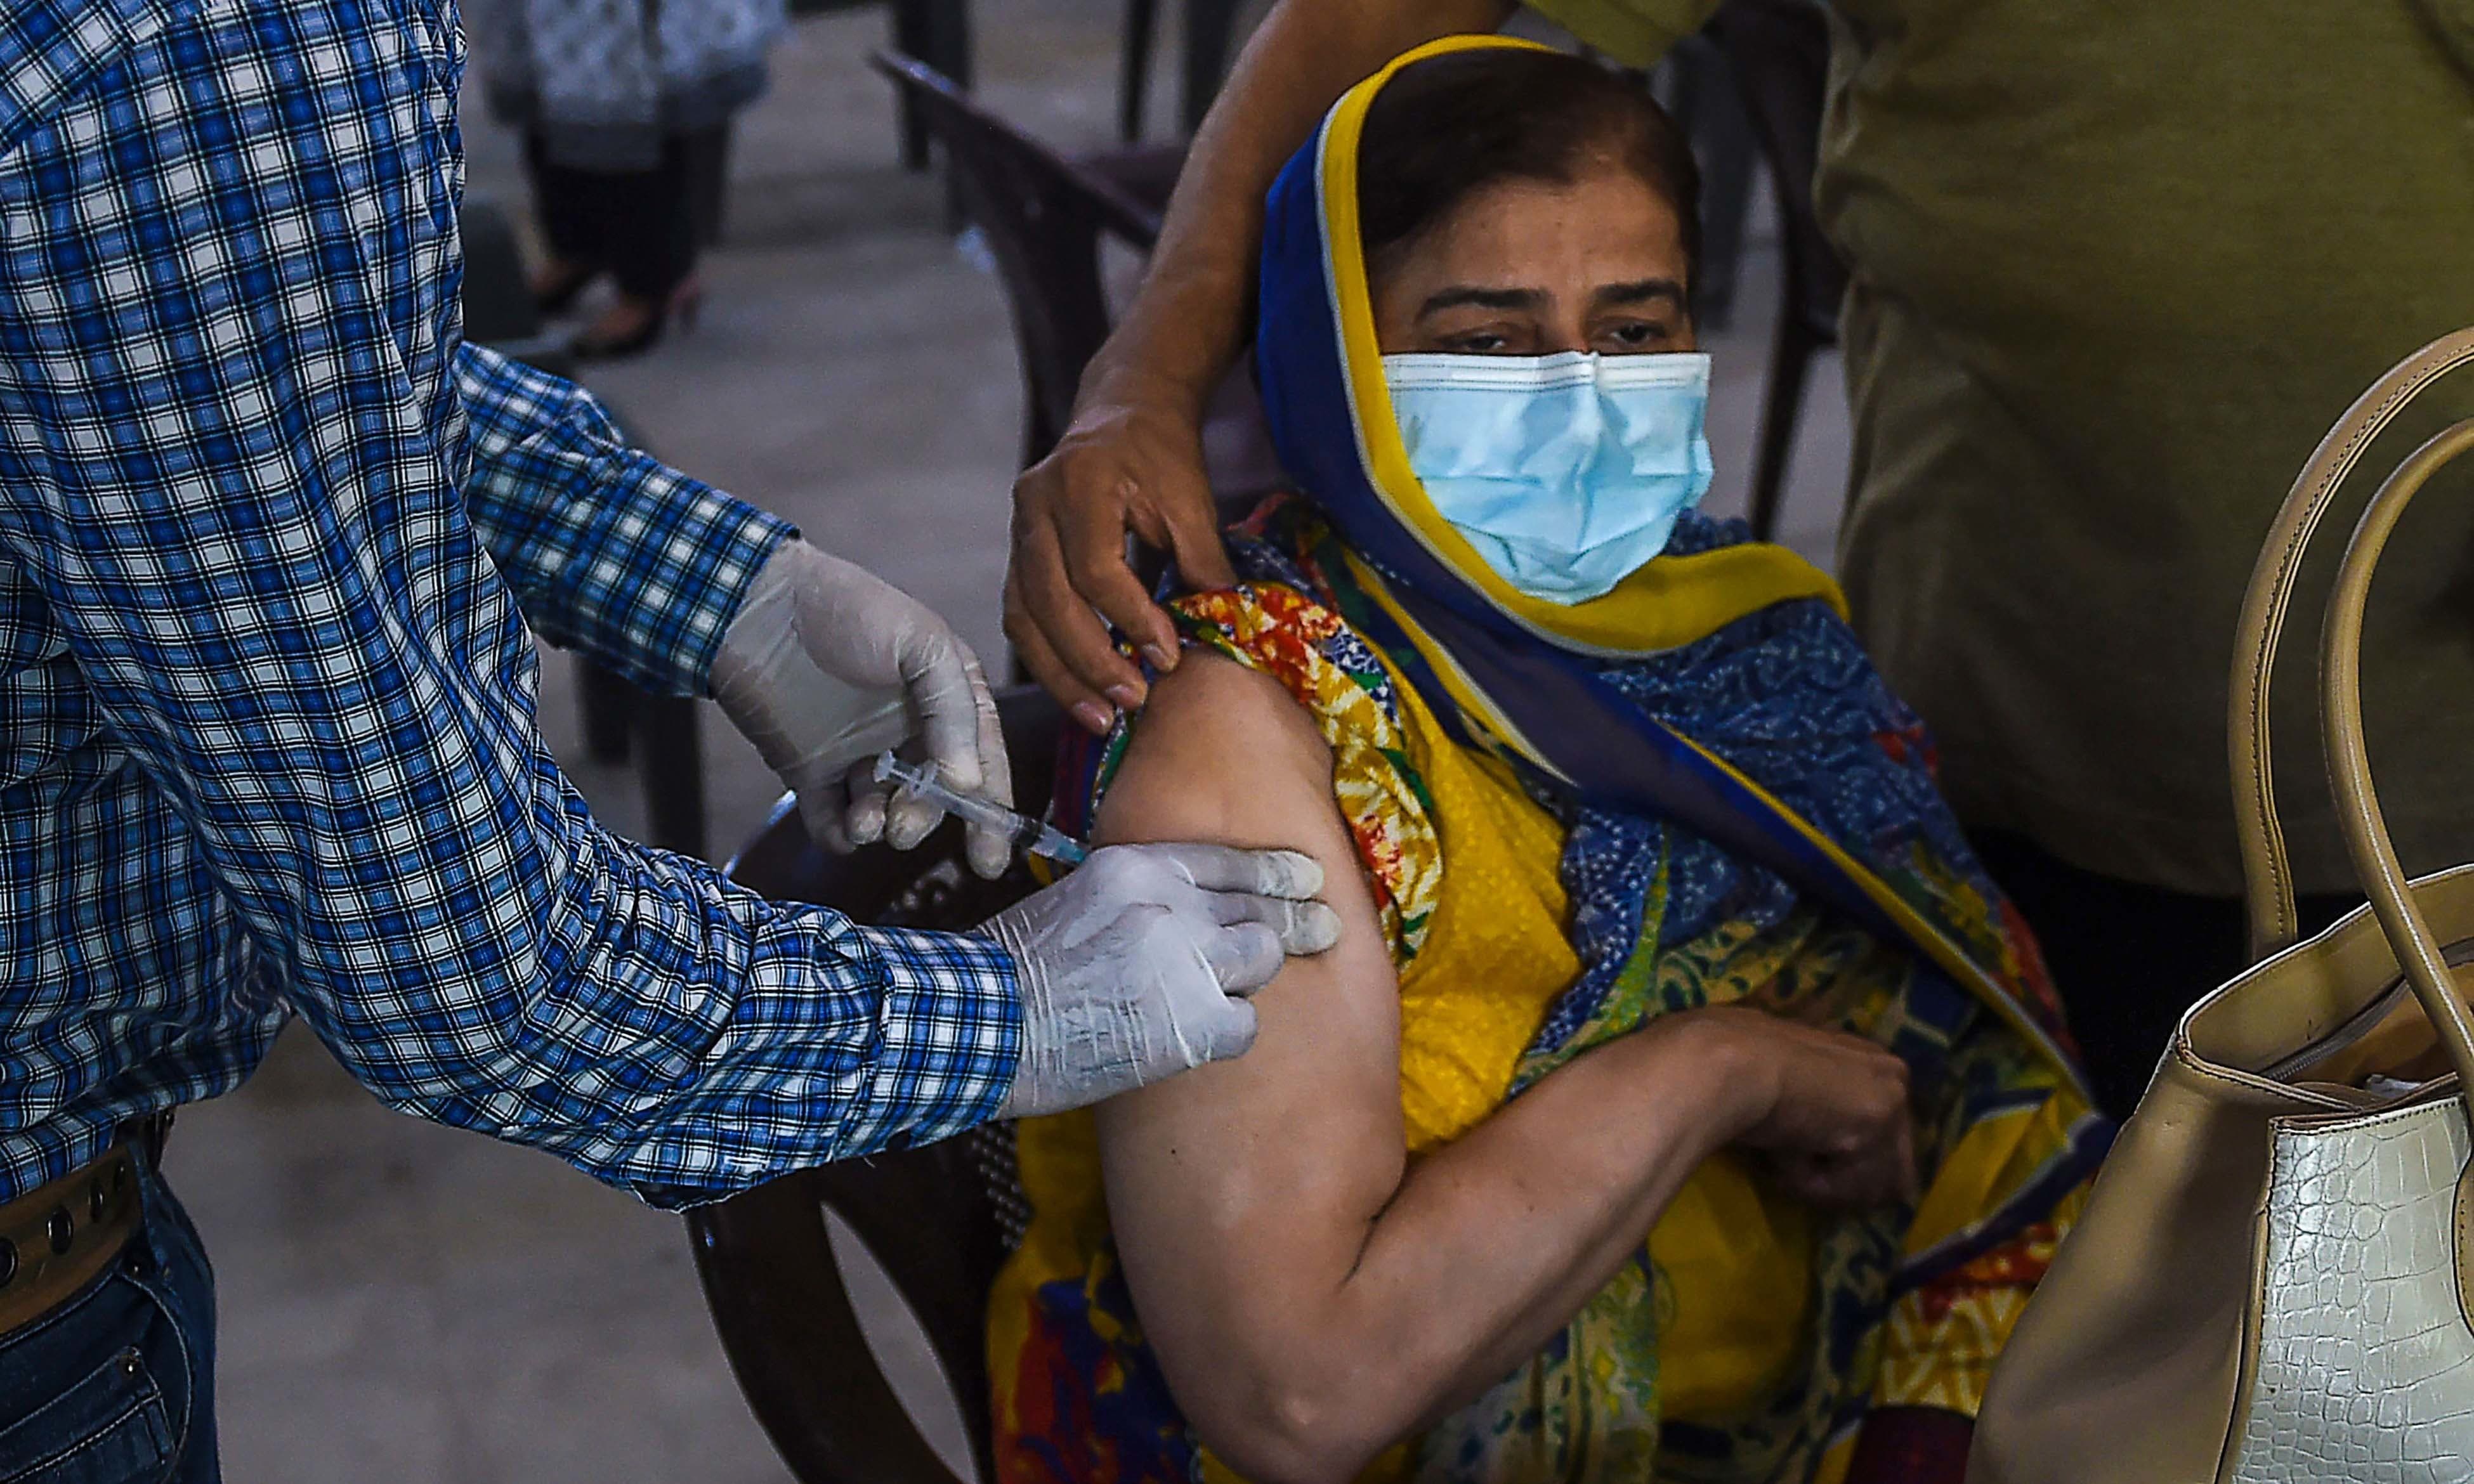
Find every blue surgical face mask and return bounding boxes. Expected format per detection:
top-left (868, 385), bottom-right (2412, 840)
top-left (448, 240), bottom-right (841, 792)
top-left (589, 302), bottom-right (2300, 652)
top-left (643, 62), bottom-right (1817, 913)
top-left (1382, 351), bottom-right (1716, 604)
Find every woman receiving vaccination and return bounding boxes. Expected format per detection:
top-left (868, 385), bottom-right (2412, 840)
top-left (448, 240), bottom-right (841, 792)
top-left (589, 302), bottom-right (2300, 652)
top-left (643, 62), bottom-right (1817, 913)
top-left (986, 39), bottom-right (2106, 1484)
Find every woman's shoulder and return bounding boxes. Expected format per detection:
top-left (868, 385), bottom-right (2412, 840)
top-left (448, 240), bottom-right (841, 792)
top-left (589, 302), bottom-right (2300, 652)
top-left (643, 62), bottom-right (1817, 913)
top-left (1137, 646), bottom-right (1329, 765)
top-left (1051, 557), bottom-right (1385, 852)
top-left (1167, 501), bottom-right (1409, 746)
top-left (1097, 651), bottom-right (1345, 893)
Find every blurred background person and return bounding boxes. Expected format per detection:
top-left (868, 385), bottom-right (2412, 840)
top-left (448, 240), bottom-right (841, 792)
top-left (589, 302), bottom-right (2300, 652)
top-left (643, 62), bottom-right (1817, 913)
top-left (481, 0), bottom-right (787, 357)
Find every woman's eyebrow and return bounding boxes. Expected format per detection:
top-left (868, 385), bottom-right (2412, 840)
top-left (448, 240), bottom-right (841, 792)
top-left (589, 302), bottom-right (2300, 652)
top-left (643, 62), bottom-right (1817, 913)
top-left (1416, 285), bottom-right (1543, 318)
top-left (1595, 278), bottom-right (1686, 308)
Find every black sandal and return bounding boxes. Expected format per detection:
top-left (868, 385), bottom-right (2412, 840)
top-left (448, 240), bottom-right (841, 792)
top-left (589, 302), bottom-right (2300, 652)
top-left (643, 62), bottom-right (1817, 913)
top-left (569, 300), bottom-right (667, 361)
top-left (530, 261), bottom-right (600, 316)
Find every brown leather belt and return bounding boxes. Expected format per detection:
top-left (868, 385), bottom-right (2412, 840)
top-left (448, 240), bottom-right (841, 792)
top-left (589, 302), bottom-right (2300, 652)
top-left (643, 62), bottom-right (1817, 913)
top-left (0, 1117), bottom-right (167, 1337)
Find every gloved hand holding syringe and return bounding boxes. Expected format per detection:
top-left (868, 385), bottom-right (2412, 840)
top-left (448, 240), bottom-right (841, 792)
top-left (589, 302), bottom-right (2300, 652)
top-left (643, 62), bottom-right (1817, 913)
top-left (871, 751), bottom-right (1088, 865)
top-left (707, 537), bottom-right (1342, 1120)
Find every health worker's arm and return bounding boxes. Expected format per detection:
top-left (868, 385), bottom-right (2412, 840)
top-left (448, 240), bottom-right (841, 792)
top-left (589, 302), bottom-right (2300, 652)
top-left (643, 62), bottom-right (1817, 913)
top-left (1090, 654), bottom-right (1882, 1483)
top-left (454, 341), bottom-right (791, 698)
top-left (0, 211), bottom-right (1015, 1210)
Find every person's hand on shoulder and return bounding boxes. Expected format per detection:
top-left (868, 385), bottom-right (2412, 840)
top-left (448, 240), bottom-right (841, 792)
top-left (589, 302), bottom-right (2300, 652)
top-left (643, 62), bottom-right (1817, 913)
top-left (1004, 367), bottom-right (1238, 738)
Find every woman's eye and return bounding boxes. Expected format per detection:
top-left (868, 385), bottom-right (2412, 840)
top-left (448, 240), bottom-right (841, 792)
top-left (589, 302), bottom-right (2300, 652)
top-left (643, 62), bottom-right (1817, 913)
top-left (1600, 322), bottom-right (1673, 351)
top-left (1445, 332), bottom-right (1509, 353)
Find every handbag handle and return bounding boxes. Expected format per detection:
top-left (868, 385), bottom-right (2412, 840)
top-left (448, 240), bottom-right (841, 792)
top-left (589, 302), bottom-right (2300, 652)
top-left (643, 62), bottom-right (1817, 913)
top-left (2320, 419), bottom-right (2474, 1100)
top-left (2234, 327), bottom-right (2474, 961)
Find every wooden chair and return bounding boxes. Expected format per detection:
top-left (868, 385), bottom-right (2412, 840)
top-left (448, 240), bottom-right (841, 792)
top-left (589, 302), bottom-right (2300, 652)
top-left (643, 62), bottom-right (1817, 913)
top-left (872, 53), bottom-right (1283, 512)
top-left (688, 686), bottom-right (1065, 1484)
top-left (1115, 0), bottom-right (1251, 141)
top-left (871, 52), bottom-right (1171, 468)
top-left (791, 0), bottom-right (973, 170)
top-left (459, 195), bottom-right (710, 858)
top-left (1651, 34), bottom-right (1759, 335)
top-left (1705, 0), bottom-right (1851, 544)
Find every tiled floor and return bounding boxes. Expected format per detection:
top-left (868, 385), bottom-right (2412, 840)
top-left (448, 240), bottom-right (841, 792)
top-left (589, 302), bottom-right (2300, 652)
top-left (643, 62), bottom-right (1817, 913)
top-left (165, 2), bottom-right (1856, 1478)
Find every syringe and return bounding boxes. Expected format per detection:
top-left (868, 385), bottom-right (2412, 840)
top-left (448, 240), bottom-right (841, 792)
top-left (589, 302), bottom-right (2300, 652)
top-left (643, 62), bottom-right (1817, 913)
top-left (872, 752), bottom-right (1090, 866)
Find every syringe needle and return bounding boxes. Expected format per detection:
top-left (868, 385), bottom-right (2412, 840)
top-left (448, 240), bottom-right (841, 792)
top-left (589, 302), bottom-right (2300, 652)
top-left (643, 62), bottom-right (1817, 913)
top-left (872, 752), bottom-right (1090, 866)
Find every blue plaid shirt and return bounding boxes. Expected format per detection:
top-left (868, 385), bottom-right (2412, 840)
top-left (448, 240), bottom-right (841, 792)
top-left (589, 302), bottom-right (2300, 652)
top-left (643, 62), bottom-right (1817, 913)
top-left (0, 0), bottom-right (1021, 1206)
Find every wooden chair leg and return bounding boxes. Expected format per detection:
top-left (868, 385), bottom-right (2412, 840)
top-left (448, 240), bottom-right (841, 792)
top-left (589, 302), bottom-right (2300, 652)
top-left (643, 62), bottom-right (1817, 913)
top-left (893, 0), bottom-right (972, 169)
top-left (636, 695), bottom-right (709, 860)
top-left (1662, 35), bottom-right (1757, 332)
top-left (579, 660), bottom-right (637, 765)
top-left (1180, 0), bottom-right (1243, 135)
top-left (1748, 316), bottom-right (1821, 543)
top-left (1118, 0), bottom-right (1157, 143)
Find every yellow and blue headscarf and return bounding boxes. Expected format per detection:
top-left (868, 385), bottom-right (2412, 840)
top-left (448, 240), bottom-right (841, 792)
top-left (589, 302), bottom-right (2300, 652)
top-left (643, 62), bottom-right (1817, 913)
top-left (1251, 36), bottom-right (2086, 1086)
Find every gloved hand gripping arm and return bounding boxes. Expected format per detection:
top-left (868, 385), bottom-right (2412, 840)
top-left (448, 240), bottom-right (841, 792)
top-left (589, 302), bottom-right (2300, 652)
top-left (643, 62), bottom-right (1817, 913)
top-left (981, 843), bottom-right (1340, 1118)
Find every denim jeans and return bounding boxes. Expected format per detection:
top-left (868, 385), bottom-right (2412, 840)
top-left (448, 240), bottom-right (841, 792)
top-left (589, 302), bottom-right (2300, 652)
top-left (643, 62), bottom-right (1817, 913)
top-left (0, 1153), bottom-right (217, 1484)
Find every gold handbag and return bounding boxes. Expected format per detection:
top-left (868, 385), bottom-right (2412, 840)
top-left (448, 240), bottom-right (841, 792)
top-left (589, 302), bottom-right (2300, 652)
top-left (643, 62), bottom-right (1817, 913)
top-left (1971, 329), bottom-right (2474, 1483)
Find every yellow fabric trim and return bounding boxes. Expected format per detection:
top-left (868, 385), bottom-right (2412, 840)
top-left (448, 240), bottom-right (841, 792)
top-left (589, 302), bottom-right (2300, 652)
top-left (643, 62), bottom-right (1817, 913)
top-left (1384, 661), bottom-right (1578, 1152)
top-left (1873, 1180), bottom-right (2092, 1417)
top-left (1649, 1152), bottom-right (1816, 1421)
top-left (1875, 1285), bottom-right (2029, 1416)
top-left (1901, 1082), bottom-right (2083, 1260)
top-left (1317, 36), bottom-right (1849, 657)
top-left (1343, 551), bottom-right (1571, 784)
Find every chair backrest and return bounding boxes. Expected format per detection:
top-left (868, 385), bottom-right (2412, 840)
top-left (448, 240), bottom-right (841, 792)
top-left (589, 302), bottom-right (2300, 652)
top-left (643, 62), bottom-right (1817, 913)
top-left (872, 51), bottom-right (1167, 467)
top-left (690, 687), bottom-right (1066, 1484)
top-left (1706, 0), bottom-right (1845, 342)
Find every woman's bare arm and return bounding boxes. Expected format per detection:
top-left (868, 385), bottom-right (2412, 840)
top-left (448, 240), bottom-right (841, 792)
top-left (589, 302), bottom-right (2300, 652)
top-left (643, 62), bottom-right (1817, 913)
top-left (1092, 654), bottom-right (1814, 1483)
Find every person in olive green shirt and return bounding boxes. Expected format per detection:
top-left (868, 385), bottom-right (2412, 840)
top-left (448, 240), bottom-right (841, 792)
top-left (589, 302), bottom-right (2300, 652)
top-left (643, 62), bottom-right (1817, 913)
top-left (1003, 0), bottom-right (2474, 1117)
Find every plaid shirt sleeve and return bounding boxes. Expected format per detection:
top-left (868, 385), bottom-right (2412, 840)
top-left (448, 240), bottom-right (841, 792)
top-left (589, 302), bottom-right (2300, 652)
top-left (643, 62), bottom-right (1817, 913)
top-left (453, 342), bottom-right (793, 698)
top-left (0, 0), bottom-right (1019, 1204)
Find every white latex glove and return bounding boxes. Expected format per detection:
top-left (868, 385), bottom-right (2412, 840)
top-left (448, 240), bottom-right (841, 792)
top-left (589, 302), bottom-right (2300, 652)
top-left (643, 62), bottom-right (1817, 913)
top-left (711, 538), bottom-right (1012, 878)
top-left (980, 843), bottom-right (1341, 1119)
